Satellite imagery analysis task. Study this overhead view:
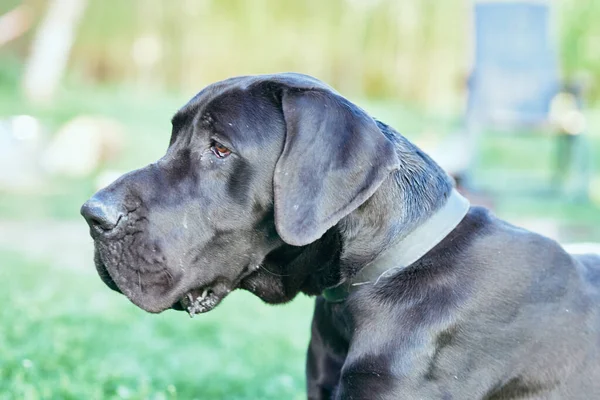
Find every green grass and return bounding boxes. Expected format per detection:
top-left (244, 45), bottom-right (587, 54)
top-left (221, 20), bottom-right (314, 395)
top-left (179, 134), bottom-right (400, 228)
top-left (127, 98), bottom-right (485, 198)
top-left (0, 249), bottom-right (314, 400)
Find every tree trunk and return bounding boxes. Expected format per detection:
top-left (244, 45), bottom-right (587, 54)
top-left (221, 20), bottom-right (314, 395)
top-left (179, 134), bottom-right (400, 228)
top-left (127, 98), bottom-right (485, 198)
top-left (22, 0), bottom-right (87, 104)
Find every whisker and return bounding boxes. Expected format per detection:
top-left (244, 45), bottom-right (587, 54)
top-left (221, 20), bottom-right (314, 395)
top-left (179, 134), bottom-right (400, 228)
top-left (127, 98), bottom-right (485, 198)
top-left (258, 264), bottom-right (291, 277)
top-left (163, 268), bottom-right (174, 285)
top-left (138, 270), bottom-right (143, 293)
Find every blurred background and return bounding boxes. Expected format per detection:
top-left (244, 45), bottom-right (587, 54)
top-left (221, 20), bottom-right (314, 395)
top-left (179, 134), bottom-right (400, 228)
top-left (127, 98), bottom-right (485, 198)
top-left (1, 0), bottom-right (599, 398)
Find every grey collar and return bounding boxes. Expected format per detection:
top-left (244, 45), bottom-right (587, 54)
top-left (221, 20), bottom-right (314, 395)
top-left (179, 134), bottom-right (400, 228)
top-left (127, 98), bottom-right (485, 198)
top-left (322, 189), bottom-right (471, 302)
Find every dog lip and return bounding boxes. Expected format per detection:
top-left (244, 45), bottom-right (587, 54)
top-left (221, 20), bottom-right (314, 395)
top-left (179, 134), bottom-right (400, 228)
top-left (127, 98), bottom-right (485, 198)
top-left (94, 247), bottom-right (188, 314)
top-left (175, 265), bottom-right (259, 316)
top-left (179, 286), bottom-right (223, 317)
top-left (93, 242), bottom-right (247, 315)
top-left (94, 257), bottom-right (123, 294)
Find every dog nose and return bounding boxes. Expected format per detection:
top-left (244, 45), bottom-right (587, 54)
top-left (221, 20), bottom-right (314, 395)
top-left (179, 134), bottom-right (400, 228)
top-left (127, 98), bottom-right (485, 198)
top-left (81, 195), bottom-right (124, 231)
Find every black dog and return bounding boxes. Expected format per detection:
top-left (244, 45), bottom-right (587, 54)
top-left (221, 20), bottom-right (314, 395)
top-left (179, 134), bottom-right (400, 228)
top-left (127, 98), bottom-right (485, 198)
top-left (81, 73), bottom-right (600, 399)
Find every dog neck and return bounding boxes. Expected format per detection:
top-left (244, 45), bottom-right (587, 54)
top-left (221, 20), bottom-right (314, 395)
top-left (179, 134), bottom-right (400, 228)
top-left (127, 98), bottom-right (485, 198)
top-left (322, 189), bottom-right (470, 302)
top-left (334, 122), bottom-right (455, 272)
top-left (242, 123), bottom-right (461, 304)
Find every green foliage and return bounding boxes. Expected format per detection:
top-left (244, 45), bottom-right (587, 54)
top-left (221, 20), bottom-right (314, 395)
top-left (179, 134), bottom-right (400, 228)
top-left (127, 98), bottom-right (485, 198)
top-left (555, 0), bottom-right (600, 102)
top-left (4, 0), bottom-right (600, 106)
top-left (0, 250), bottom-right (313, 399)
top-left (10, 0), bottom-right (470, 108)
top-left (1, 0), bottom-right (589, 106)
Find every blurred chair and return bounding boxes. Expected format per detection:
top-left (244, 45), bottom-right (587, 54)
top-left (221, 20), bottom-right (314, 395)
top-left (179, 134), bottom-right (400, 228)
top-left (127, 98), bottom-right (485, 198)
top-left (462, 0), bottom-right (591, 200)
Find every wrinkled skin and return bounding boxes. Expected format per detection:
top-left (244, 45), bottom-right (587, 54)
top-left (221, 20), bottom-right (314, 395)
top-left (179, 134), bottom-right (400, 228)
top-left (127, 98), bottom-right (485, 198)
top-left (87, 80), bottom-right (287, 313)
top-left (82, 73), bottom-right (600, 399)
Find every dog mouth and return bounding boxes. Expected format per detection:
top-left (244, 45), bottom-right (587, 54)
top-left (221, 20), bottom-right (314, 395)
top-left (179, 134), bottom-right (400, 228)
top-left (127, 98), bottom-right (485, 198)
top-left (176, 264), bottom-right (260, 317)
top-left (178, 286), bottom-right (223, 317)
top-left (93, 243), bottom-right (259, 316)
top-left (95, 252), bottom-right (235, 316)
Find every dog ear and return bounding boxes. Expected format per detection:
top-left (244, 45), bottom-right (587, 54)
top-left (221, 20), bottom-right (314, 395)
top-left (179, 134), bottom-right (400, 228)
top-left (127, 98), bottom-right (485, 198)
top-left (273, 88), bottom-right (399, 246)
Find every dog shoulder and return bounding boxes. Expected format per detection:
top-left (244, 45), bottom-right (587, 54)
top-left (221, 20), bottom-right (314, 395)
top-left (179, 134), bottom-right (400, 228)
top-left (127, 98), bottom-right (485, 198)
top-left (472, 207), bottom-right (571, 264)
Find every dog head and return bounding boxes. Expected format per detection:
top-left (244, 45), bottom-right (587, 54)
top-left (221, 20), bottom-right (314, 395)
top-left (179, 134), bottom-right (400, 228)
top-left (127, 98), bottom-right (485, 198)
top-left (81, 73), bottom-right (399, 314)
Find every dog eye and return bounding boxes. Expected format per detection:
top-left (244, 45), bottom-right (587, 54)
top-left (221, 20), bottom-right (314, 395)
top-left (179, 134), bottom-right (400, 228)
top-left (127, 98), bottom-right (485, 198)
top-left (210, 141), bottom-right (231, 158)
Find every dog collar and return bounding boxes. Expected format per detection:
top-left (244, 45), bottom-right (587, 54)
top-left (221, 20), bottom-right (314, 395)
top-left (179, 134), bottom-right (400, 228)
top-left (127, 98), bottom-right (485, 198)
top-left (322, 189), bottom-right (470, 303)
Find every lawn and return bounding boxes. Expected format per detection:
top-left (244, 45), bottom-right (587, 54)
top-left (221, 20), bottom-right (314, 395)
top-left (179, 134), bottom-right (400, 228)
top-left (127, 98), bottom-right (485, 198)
top-left (0, 249), bottom-right (314, 400)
